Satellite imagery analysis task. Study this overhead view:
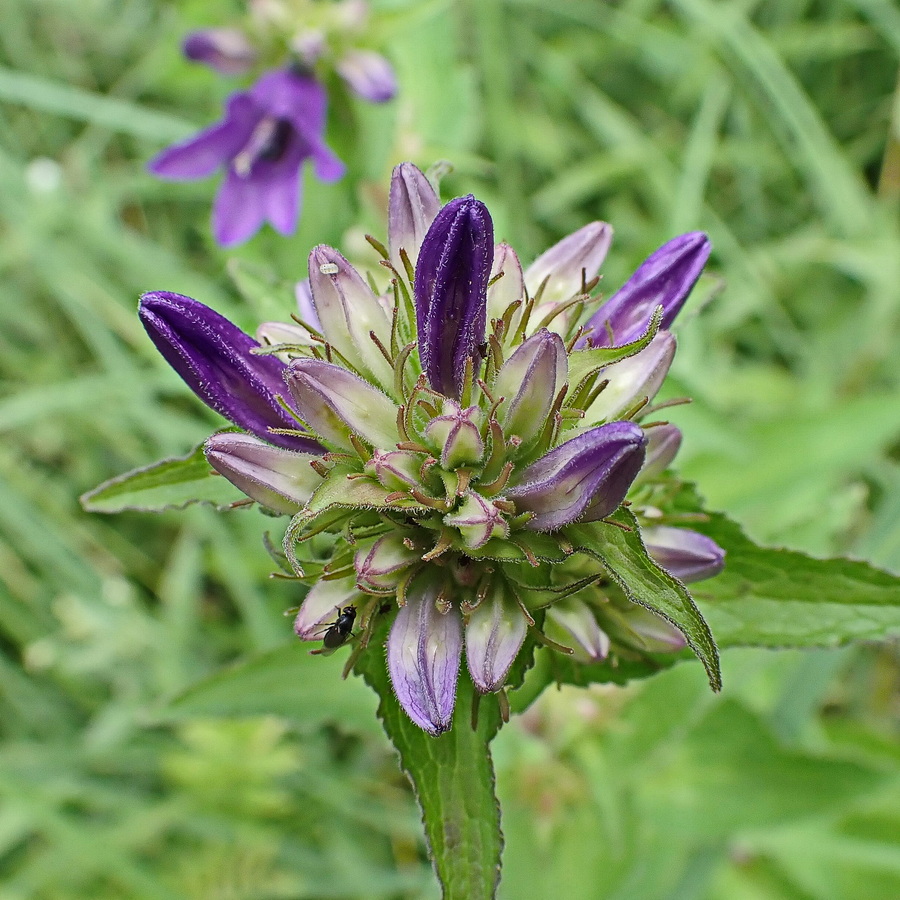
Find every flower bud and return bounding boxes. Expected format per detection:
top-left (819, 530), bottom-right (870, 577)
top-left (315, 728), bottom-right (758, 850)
top-left (583, 332), bottom-right (675, 423)
top-left (295, 278), bottom-right (321, 329)
top-left (642, 526), bottom-right (725, 583)
top-left (424, 401), bottom-right (484, 469)
top-left (638, 424), bottom-right (682, 481)
top-left (545, 597), bottom-right (610, 663)
top-left (493, 329), bottom-right (567, 445)
top-left (582, 232), bottom-right (710, 348)
top-left (182, 28), bottom-right (257, 75)
top-left (294, 576), bottom-right (362, 640)
top-left (415, 195), bottom-right (494, 398)
top-left (308, 245), bottom-right (393, 389)
top-left (465, 584), bottom-right (527, 692)
top-left (285, 359), bottom-right (399, 451)
top-left (388, 162), bottom-right (440, 272)
top-left (355, 534), bottom-right (420, 592)
top-left (444, 492), bottom-right (509, 549)
top-left (600, 603), bottom-right (687, 653)
top-left (387, 581), bottom-right (463, 736)
top-left (205, 433), bottom-right (321, 515)
top-left (507, 422), bottom-right (646, 531)
top-left (337, 50), bottom-right (397, 103)
top-left (138, 291), bottom-right (319, 453)
top-left (486, 242), bottom-right (525, 323)
top-left (365, 449), bottom-right (423, 491)
top-left (255, 321), bottom-right (316, 360)
top-left (524, 222), bottom-right (612, 317)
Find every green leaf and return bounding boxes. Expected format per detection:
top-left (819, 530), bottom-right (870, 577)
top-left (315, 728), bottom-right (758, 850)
top-left (688, 510), bottom-right (900, 648)
top-left (567, 509), bottom-right (722, 691)
top-left (356, 623), bottom-right (503, 900)
top-left (80, 441), bottom-right (243, 513)
top-left (566, 305), bottom-right (662, 391)
top-left (162, 643), bottom-right (381, 735)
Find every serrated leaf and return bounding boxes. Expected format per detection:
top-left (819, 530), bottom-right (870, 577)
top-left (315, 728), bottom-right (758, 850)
top-left (162, 643), bottom-right (380, 734)
top-left (356, 620), bottom-right (503, 900)
top-left (567, 509), bottom-right (721, 691)
top-left (688, 510), bottom-right (900, 648)
top-left (80, 441), bottom-right (243, 513)
top-left (566, 305), bottom-right (662, 391)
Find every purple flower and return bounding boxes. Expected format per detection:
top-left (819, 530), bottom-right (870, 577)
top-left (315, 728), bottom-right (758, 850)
top-left (138, 291), bottom-right (320, 453)
top-left (638, 424), bottom-right (682, 481)
top-left (414, 195), bottom-right (494, 398)
top-left (581, 232), bottom-right (711, 348)
top-left (465, 585), bottom-right (528, 693)
top-left (149, 69), bottom-right (344, 246)
top-left (182, 29), bottom-right (257, 75)
top-left (642, 526), bottom-right (725, 583)
top-left (507, 422), bottom-right (647, 531)
top-left (387, 581), bottom-right (463, 736)
top-left (336, 49), bottom-right (397, 103)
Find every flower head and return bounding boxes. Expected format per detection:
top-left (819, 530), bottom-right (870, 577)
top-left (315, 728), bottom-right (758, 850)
top-left (138, 162), bottom-right (723, 735)
top-left (149, 68), bottom-right (344, 246)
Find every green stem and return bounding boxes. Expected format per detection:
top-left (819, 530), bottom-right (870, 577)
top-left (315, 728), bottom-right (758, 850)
top-left (356, 647), bottom-right (503, 900)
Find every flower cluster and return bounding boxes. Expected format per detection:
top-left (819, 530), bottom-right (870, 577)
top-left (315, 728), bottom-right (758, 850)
top-left (139, 162), bottom-right (724, 735)
top-left (150, 0), bottom-right (396, 246)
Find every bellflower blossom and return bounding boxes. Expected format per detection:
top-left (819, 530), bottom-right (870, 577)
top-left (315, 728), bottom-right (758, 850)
top-left (136, 162), bottom-right (724, 735)
top-left (150, 68), bottom-right (344, 246)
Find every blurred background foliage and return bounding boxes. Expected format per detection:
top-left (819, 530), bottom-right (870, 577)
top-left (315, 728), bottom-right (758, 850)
top-left (1, 0), bottom-right (899, 897)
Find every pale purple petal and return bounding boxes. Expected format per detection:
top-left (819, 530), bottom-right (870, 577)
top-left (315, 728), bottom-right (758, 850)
top-left (213, 167), bottom-right (268, 246)
top-left (486, 242), bottom-right (525, 322)
top-left (582, 232), bottom-right (711, 348)
top-left (388, 162), bottom-right (441, 272)
top-left (545, 598), bottom-right (610, 663)
top-left (584, 331), bottom-right (676, 423)
top-left (415, 195), bottom-right (494, 398)
top-left (295, 279), bottom-right (320, 329)
top-left (508, 422), bottom-right (646, 531)
top-left (387, 583), bottom-right (462, 735)
top-left (337, 49), bottom-right (397, 103)
top-left (294, 576), bottom-right (362, 640)
top-left (465, 587), bottom-right (527, 692)
top-left (204, 432), bottom-right (322, 515)
top-left (524, 222), bottom-right (612, 307)
top-left (642, 526), bottom-right (725, 583)
top-left (138, 291), bottom-right (319, 452)
top-left (639, 424), bottom-right (682, 481)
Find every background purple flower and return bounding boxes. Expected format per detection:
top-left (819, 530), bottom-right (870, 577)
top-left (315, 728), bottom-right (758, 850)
top-left (149, 68), bottom-right (345, 246)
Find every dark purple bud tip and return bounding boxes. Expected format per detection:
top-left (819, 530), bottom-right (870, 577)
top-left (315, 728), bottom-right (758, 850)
top-left (414, 195), bottom-right (494, 398)
top-left (583, 232), bottom-right (711, 348)
top-left (139, 291), bottom-right (319, 452)
top-left (507, 421), bottom-right (647, 531)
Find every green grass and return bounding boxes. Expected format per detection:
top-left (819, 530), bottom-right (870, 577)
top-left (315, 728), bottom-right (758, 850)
top-left (1, 0), bottom-right (899, 897)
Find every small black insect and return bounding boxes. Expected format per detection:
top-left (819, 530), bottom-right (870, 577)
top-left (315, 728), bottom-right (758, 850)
top-left (318, 605), bottom-right (357, 651)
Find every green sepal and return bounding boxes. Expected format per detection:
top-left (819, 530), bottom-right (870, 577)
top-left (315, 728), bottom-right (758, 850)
top-left (463, 532), bottom-right (571, 564)
top-left (79, 438), bottom-right (243, 514)
top-left (566, 509), bottom-right (722, 691)
top-left (566, 305), bottom-right (663, 392)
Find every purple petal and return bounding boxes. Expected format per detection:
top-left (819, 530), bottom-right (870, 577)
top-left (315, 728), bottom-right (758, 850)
top-left (387, 583), bottom-right (462, 735)
top-left (414, 195), bottom-right (494, 398)
top-left (213, 166), bottom-right (269, 246)
top-left (295, 279), bottom-right (321, 329)
top-left (582, 232), bottom-right (711, 348)
top-left (507, 422), bottom-right (646, 531)
top-left (642, 526), bottom-right (725, 583)
top-left (139, 291), bottom-right (319, 452)
top-left (465, 586), bottom-right (527, 692)
top-left (524, 222), bottom-right (612, 307)
top-left (148, 94), bottom-right (259, 180)
top-left (337, 50), bottom-right (397, 103)
top-left (204, 432), bottom-right (322, 515)
top-left (182, 28), bottom-right (257, 75)
top-left (388, 162), bottom-right (441, 272)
